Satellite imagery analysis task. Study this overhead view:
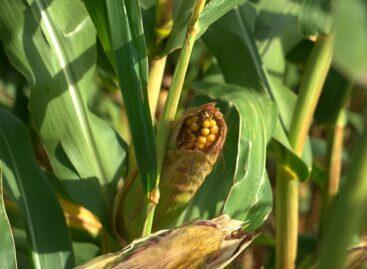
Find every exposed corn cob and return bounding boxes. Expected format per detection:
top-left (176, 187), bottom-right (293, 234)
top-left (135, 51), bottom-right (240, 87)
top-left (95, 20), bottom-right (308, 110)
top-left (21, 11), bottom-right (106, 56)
top-left (114, 103), bottom-right (227, 242)
top-left (77, 215), bottom-right (255, 269)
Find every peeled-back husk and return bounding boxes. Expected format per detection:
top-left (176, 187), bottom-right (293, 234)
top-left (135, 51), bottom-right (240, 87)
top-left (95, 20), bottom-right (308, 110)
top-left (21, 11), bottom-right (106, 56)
top-left (78, 215), bottom-right (255, 269)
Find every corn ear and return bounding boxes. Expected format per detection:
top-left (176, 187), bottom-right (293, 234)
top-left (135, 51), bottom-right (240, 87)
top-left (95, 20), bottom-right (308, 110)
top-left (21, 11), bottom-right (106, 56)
top-left (77, 215), bottom-right (255, 269)
top-left (114, 103), bottom-right (227, 242)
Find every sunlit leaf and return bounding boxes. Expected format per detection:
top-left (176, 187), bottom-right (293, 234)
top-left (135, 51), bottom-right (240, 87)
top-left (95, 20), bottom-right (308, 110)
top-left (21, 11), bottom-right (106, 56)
top-left (0, 0), bottom-right (126, 222)
top-left (0, 109), bottom-right (74, 269)
top-left (255, 0), bottom-right (303, 77)
top-left (299, 0), bottom-right (333, 37)
top-left (106, 0), bottom-right (157, 192)
top-left (333, 0), bottom-right (367, 85)
top-left (83, 0), bottom-right (112, 61)
top-left (0, 163), bottom-right (17, 269)
top-left (203, 5), bottom-right (312, 181)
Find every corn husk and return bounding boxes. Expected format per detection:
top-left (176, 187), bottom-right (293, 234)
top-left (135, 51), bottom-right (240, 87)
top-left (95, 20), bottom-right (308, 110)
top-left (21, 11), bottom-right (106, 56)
top-left (114, 103), bottom-right (227, 242)
top-left (77, 215), bottom-right (255, 269)
top-left (345, 242), bottom-right (367, 269)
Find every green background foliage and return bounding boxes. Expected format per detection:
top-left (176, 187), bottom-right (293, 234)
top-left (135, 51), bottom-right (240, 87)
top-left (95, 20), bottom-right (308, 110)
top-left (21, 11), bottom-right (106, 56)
top-left (0, 0), bottom-right (366, 268)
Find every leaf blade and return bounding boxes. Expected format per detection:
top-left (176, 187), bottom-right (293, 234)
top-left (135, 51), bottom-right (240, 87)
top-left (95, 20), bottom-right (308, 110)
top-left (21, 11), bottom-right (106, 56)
top-left (299, 0), bottom-right (333, 37)
top-left (0, 0), bottom-right (126, 221)
top-left (106, 0), bottom-right (157, 191)
top-left (202, 5), bottom-right (312, 181)
top-left (0, 163), bottom-right (17, 269)
top-left (0, 109), bottom-right (74, 269)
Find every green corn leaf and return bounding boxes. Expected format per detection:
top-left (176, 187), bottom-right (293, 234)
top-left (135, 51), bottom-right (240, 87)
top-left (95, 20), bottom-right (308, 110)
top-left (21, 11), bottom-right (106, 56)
top-left (255, 0), bottom-right (303, 51)
top-left (315, 69), bottom-right (351, 124)
top-left (106, 0), bottom-right (157, 192)
top-left (299, 0), bottom-right (333, 37)
top-left (0, 0), bottom-right (126, 222)
top-left (0, 163), bottom-right (17, 269)
top-left (0, 109), bottom-right (74, 269)
top-left (244, 174), bottom-right (273, 231)
top-left (333, 0), bottom-right (367, 85)
top-left (254, 0), bottom-right (303, 77)
top-left (203, 5), bottom-right (312, 181)
top-left (199, 83), bottom-right (276, 224)
top-left (161, 0), bottom-right (247, 55)
top-left (12, 228), bottom-right (32, 269)
top-left (73, 242), bottom-right (100, 267)
top-left (83, 0), bottom-right (113, 61)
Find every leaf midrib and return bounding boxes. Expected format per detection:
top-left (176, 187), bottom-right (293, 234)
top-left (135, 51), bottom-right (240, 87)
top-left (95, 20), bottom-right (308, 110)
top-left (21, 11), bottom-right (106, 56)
top-left (33, 0), bottom-right (107, 184)
top-left (234, 7), bottom-right (290, 139)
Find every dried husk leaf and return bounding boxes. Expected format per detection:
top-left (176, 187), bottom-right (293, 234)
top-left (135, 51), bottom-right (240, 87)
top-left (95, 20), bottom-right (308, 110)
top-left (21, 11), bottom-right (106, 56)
top-left (77, 215), bottom-right (255, 269)
top-left (114, 103), bottom-right (227, 242)
top-left (345, 240), bottom-right (367, 269)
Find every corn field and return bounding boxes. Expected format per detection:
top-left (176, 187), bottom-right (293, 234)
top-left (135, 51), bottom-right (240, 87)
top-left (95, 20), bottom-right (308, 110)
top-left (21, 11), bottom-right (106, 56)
top-left (0, 0), bottom-right (366, 268)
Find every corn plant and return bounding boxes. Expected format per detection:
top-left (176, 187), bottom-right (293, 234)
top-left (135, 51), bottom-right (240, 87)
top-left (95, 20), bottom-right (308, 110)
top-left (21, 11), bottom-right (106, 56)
top-left (0, 0), bottom-right (366, 268)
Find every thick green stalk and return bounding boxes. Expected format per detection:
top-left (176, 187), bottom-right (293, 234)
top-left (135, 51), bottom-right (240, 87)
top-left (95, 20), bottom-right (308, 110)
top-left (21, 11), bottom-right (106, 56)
top-left (319, 116), bottom-right (367, 269)
top-left (275, 35), bottom-right (334, 269)
top-left (143, 0), bottom-right (206, 236)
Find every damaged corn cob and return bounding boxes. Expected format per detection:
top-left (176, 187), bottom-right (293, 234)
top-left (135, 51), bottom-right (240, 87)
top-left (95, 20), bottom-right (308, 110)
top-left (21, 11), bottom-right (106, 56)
top-left (114, 103), bottom-right (227, 242)
top-left (78, 215), bottom-right (254, 269)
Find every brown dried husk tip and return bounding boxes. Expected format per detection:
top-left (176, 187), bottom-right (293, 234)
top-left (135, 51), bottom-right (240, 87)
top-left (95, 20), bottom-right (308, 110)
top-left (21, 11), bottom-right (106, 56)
top-left (114, 103), bottom-right (227, 242)
top-left (77, 215), bottom-right (255, 269)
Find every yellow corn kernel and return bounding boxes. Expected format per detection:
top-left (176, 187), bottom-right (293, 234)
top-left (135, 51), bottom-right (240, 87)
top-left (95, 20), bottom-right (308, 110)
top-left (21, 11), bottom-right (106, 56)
top-left (197, 135), bottom-right (207, 145)
top-left (201, 128), bottom-right (210, 136)
top-left (210, 119), bottom-right (217, 127)
top-left (207, 134), bottom-right (216, 142)
top-left (191, 122), bottom-right (199, 131)
top-left (210, 125), bottom-right (219, 134)
top-left (203, 120), bottom-right (211, 128)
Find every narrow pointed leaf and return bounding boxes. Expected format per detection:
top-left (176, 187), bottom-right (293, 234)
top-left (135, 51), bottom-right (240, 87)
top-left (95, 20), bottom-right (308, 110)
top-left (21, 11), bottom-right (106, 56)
top-left (194, 83), bottom-right (276, 224)
top-left (0, 163), bottom-right (17, 269)
top-left (106, 0), bottom-right (157, 191)
top-left (0, 109), bottom-right (74, 269)
top-left (83, 0), bottom-right (113, 61)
